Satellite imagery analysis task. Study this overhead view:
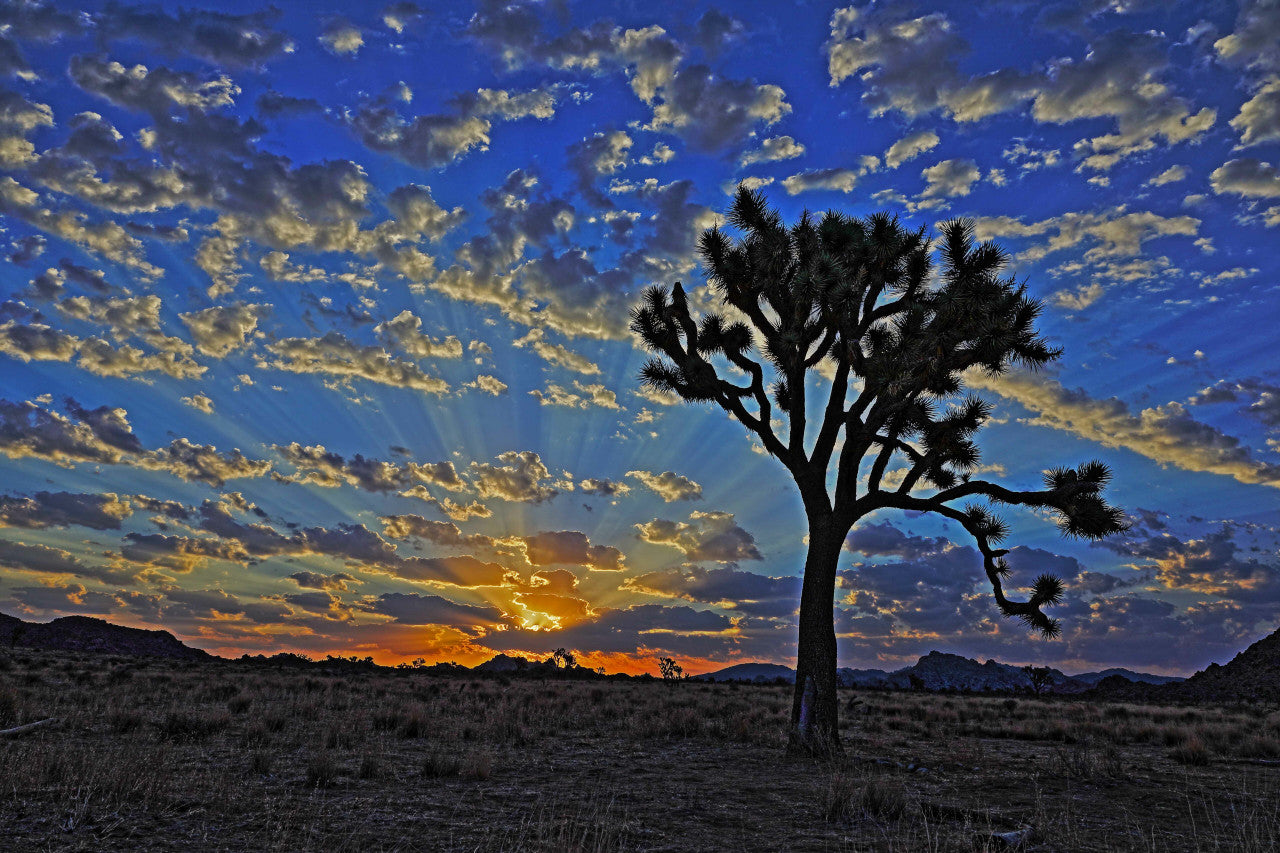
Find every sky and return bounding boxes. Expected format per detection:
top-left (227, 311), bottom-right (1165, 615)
top-left (0, 0), bottom-right (1278, 676)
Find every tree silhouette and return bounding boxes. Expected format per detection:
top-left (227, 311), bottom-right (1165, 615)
top-left (630, 187), bottom-right (1125, 752)
top-left (1022, 664), bottom-right (1055, 696)
top-left (658, 656), bottom-right (685, 684)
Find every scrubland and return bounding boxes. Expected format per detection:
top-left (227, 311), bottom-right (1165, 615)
top-left (2, 648), bottom-right (1278, 851)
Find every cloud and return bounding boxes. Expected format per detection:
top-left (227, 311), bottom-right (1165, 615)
top-left (512, 328), bottom-right (600, 374)
top-left (973, 206), bottom-right (1199, 264)
top-left (68, 55), bottom-right (239, 114)
top-left (181, 393), bottom-right (214, 414)
top-left (179, 303), bottom-right (266, 357)
top-left (382, 3), bottom-right (426, 34)
top-left (346, 85), bottom-right (563, 169)
top-left (466, 374), bottom-right (508, 396)
top-left (578, 478), bottom-right (630, 497)
top-left (119, 532), bottom-right (248, 572)
top-left (844, 522), bottom-right (949, 560)
top-left (467, 5), bottom-right (788, 152)
top-left (825, 8), bottom-right (1214, 170)
top-left (635, 510), bottom-right (761, 562)
top-left (566, 129), bottom-right (632, 201)
top-left (320, 20), bottom-right (364, 55)
top-left (528, 380), bottom-right (621, 410)
top-left (0, 178), bottom-right (162, 277)
top-left (0, 320), bottom-right (80, 364)
top-left (289, 571), bottom-right (360, 591)
top-left (1002, 141), bottom-right (1061, 173)
top-left (364, 591), bottom-right (508, 627)
top-left (917, 158), bottom-right (980, 205)
top-left (839, 542), bottom-right (989, 635)
top-left (379, 554), bottom-right (511, 588)
top-left (0, 397), bottom-right (141, 465)
top-left (1104, 526), bottom-right (1279, 603)
top-left (1146, 165), bottom-right (1187, 186)
top-left (140, 439), bottom-right (272, 488)
top-left (0, 396), bottom-right (272, 488)
top-left (1231, 78), bottom-right (1280, 147)
top-left (468, 451), bottom-right (560, 504)
top-left (476, 603), bottom-right (734, 655)
top-left (379, 514), bottom-right (517, 557)
top-left (624, 565), bottom-right (799, 617)
top-left (782, 167), bottom-right (862, 195)
top-left (966, 370), bottom-right (1280, 488)
top-left (93, 5), bottom-right (293, 68)
top-left (0, 538), bottom-right (90, 575)
top-left (261, 332), bottom-right (450, 393)
top-left (693, 9), bottom-right (745, 55)
top-left (739, 135), bottom-right (805, 167)
top-left (1188, 378), bottom-right (1280, 427)
top-left (883, 130), bottom-right (940, 169)
top-left (275, 443), bottom-right (406, 492)
top-left (1049, 283), bottom-right (1104, 311)
top-left (1214, 0), bottom-right (1280, 73)
top-left (0, 490), bottom-right (132, 530)
top-left (1210, 158), bottom-right (1280, 198)
top-left (374, 310), bottom-right (463, 359)
top-left (522, 530), bottom-right (624, 570)
top-left (625, 469), bottom-right (702, 501)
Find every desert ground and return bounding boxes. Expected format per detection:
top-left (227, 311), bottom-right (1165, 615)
top-left (2, 648), bottom-right (1278, 852)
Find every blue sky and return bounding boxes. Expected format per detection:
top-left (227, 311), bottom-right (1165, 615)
top-left (1, 0), bottom-right (1278, 675)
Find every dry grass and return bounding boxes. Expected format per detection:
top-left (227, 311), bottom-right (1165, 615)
top-left (1, 647), bottom-right (1278, 851)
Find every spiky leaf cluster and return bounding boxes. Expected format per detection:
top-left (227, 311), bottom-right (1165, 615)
top-left (630, 186), bottom-right (1126, 639)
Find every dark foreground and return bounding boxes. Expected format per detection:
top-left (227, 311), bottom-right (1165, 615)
top-left (2, 648), bottom-right (1278, 852)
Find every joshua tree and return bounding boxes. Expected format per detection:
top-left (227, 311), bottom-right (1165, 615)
top-left (630, 188), bottom-right (1125, 752)
top-left (1023, 664), bottom-right (1055, 696)
top-left (658, 656), bottom-right (685, 684)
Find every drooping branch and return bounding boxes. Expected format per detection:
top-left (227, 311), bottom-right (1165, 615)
top-left (869, 462), bottom-right (1126, 634)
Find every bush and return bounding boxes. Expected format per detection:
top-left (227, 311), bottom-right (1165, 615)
top-left (1170, 736), bottom-right (1211, 766)
top-left (421, 748), bottom-right (463, 778)
top-left (305, 752), bottom-right (339, 787)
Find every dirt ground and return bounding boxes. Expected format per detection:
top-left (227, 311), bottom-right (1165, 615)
top-left (2, 649), bottom-right (1277, 851)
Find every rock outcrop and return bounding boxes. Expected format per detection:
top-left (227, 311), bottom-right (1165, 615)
top-left (0, 612), bottom-right (209, 660)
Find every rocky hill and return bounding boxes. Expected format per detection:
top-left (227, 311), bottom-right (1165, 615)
top-left (1072, 667), bottom-right (1184, 686)
top-left (1177, 627), bottom-right (1280, 701)
top-left (0, 612), bottom-right (209, 660)
top-left (692, 662), bottom-right (794, 683)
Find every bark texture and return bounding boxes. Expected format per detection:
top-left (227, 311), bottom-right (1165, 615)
top-left (790, 522), bottom-right (843, 752)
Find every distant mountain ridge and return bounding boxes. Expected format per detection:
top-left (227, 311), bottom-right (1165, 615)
top-left (10, 609), bottom-right (1277, 703)
top-left (0, 612), bottom-right (209, 660)
top-left (695, 650), bottom-right (1184, 693)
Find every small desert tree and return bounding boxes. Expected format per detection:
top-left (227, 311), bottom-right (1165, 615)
top-left (658, 656), bottom-right (685, 684)
top-left (1023, 664), bottom-right (1055, 696)
top-left (630, 188), bottom-right (1125, 752)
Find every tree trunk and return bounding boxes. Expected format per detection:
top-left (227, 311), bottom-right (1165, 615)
top-left (790, 517), bottom-right (843, 754)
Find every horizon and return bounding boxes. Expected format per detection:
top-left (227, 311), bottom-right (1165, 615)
top-left (0, 605), bottom-right (1223, 678)
top-left (2, 0), bottom-right (1279, 680)
top-left (4, 602), bottom-right (1265, 681)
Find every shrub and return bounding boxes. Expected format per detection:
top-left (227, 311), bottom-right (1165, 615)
top-left (1170, 736), bottom-right (1211, 766)
top-left (823, 775), bottom-right (908, 823)
top-left (305, 752), bottom-right (339, 787)
top-left (421, 748), bottom-right (463, 778)
top-left (158, 710), bottom-right (230, 741)
top-left (357, 754), bottom-right (382, 780)
top-left (250, 750), bottom-right (273, 775)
